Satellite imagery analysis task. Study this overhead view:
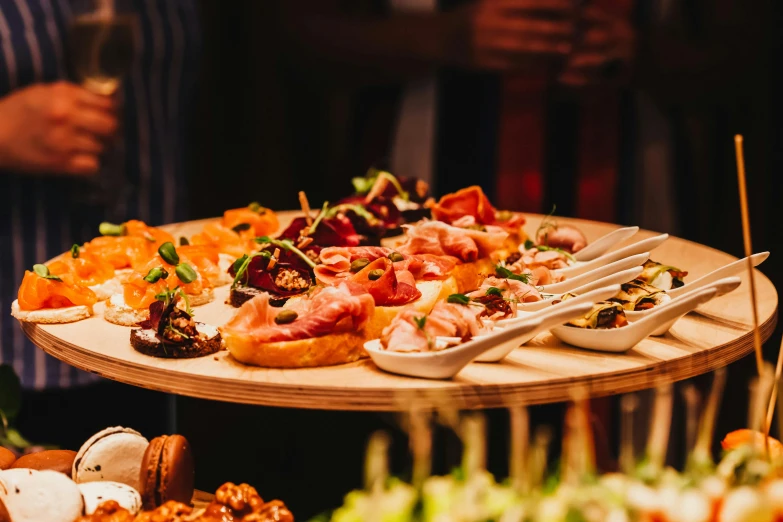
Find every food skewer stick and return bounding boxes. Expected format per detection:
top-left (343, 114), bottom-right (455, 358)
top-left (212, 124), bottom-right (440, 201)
top-left (646, 383), bottom-right (674, 473)
top-left (619, 394), bottom-right (638, 474)
top-left (408, 406), bottom-right (432, 490)
top-left (778, 372), bottom-right (783, 443)
top-left (461, 413), bottom-right (486, 479)
top-left (298, 191), bottom-right (313, 226)
top-left (682, 384), bottom-right (701, 459)
top-left (364, 430), bottom-right (391, 522)
top-left (562, 388), bottom-right (594, 484)
top-left (734, 134), bottom-right (764, 377)
top-left (765, 335), bottom-right (783, 438)
top-left (692, 369), bottom-right (726, 466)
top-left (748, 364), bottom-right (774, 457)
top-left (529, 426), bottom-right (553, 491)
top-left (509, 405), bottom-right (530, 494)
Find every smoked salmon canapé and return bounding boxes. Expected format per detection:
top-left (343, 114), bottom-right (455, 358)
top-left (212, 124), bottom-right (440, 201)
top-left (221, 202), bottom-right (280, 238)
top-left (190, 221), bottom-right (261, 261)
top-left (12, 265), bottom-right (98, 324)
top-left (47, 244), bottom-right (121, 300)
top-left (104, 242), bottom-right (215, 327)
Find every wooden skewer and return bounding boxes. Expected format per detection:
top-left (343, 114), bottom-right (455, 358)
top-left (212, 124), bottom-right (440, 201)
top-left (681, 385), bottom-right (701, 458)
top-left (509, 406), bottom-right (529, 494)
top-left (298, 191), bottom-right (313, 226)
top-left (693, 368), bottom-right (726, 463)
top-left (765, 335), bottom-right (783, 436)
top-left (408, 407), bottom-right (432, 490)
top-left (647, 383), bottom-right (673, 471)
top-left (734, 135), bottom-right (764, 377)
top-left (619, 394), bottom-right (638, 474)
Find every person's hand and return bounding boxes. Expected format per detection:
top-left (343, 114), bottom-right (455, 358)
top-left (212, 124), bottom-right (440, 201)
top-left (558, 6), bottom-right (635, 87)
top-left (446, 0), bottom-right (576, 71)
top-left (0, 81), bottom-right (117, 176)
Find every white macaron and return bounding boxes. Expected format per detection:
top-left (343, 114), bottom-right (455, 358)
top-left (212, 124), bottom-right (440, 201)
top-left (79, 481), bottom-right (142, 515)
top-left (0, 468), bottom-right (84, 522)
top-left (72, 427), bottom-right (149, 492)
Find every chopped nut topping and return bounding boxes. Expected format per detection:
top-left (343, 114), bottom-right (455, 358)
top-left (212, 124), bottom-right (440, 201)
top-left (274, 268), bottom-right (309, 292)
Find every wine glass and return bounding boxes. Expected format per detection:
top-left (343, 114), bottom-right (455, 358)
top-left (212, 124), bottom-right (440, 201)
top-left (67, 0), bottom-right (136, 217)
top-left (68, 0), bottom-right (136, 96)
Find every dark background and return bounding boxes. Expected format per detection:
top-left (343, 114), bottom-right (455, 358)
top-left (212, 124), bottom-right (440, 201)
top-left (173, 0), bottom-right (783, 518)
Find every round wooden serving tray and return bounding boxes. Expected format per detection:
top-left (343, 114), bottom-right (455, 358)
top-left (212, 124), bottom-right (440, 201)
top-left (21, 213), bottom-right (778, 410)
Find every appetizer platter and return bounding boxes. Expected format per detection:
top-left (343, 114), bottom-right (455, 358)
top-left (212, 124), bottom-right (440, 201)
top-left (14, 172), bottom-right (778, 410)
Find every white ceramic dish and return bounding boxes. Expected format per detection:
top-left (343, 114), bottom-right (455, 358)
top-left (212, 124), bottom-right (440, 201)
top-left (364, 314), bottom-right (566, 380)
top-left (540, 252), bottom-right (650, 295)
top-left (554, 233), bottom-right (669, 278)
top-left (625, 277), bottom-right (742, 336)
top-left (518, 266), bottom-right (643, 313)
top-left (550, 287), bottom-right (718, 353)
top-left (572, 226), bottom-right (640, 262)
top-left (475, 285), bottom-right (621, 362)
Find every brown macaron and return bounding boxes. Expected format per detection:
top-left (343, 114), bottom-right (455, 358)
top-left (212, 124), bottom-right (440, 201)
top-left (10, 450), bottom-right (77, 475)
top-left (139, 435), bottom-right (195, 509)
top-left (0, 448), bottom-right (15, 470)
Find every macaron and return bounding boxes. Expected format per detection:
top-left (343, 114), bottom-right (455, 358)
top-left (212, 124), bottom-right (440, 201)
top-left (79, 481), bottom-right (142, 515)
top-left (139, 435), bottom-right (195, 509)
top-left (10, 450), bottom-right (76, 476)
top-left (0, 468), bottom-right (84, 522)
top-left (0, 449), bottom-right (15, 471)
top-left (72, 427), bottom-right (149, 492)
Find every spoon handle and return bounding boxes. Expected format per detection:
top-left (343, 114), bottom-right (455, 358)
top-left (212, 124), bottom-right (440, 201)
top-left (633, 287), bottom-right (718, 330)
top-left (543, 252), bottom-right (650, 294)
top-left (573, 226), bottom-right (640, 262)
top-left (563, 267), bottom-right (643, 297)
top-left (668, 252), bottom-right (769, 298)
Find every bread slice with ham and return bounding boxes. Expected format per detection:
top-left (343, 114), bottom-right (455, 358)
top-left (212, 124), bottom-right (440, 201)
top-left (221, 282), bottom-right (376, 368)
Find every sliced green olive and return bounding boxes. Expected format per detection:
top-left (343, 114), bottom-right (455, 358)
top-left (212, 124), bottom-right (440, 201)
top-left (158, 242), bottom-right (180, 265)
top-left (350, 258), bottom-right (370, 273)
top-left (179, 236), bottom-right (190, 246)
top-left (99, 222), bottom-right (126, 236)
top-left (274, 310), bottom-right (298, 325)
top-left (175, 263), bottom-right (198, 284)
top-left (368, 269), bottom-right (384, 281)
top-left (388, 251), bottom-right (405, 263)
top-left (70, 244), bottom-right (80, 259)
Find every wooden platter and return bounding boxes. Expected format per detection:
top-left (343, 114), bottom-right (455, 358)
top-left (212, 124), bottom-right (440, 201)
top-left (21, 213), bottom-right (778, 410)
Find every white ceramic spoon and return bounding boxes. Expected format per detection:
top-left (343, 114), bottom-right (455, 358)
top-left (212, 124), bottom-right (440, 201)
top-left (554, 233), bottom-right (669, 278)
top-left (364, 314), bottom-right (561, 380)
top-left (666, 252), bottom-right (769, 298)
top-left (518, 266), bottom-right (644, 312)
top-left (540, 252), bottom-right (650, 295)
top-left (550, 287), bottom-right (718, 353)
top-left (573, 226), bottom-right (640, 262)
top-left (474, 285), bottom-right (621, 362)
top-left (625, 277), bottom-right (741, 336)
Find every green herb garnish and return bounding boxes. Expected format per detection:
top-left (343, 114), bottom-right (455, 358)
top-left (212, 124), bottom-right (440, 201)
top-left (535, 204), bottom-right (558, 244)
top-left (143, 267), bottom-right (169, 284)
top-left (495, 265), bottom-right (531, 284)
top-left (175, 263), bottom-right (198, 284)
top-left (307, 201), bottom-right (330, 236)
top-left (447, 293), bottom-right (471, 305)
top-left (326, 203), bottom-right (379, 225)
top-left (70, 244), bottom-right (80, 259)
top-left (524, 239), bottom-right (535, 250)
top-left (255, 236), bottom-right (317, 269)
top-left (179, 236), bottom-right (190, 246)
top-left (143, 232), bottom-right (156, 242)
top-left (32, 264), bottom-right (61, 282)
top-left (352, 168), bottom-right (410, 201)
top-left (99, 221), bottom-right (126, 236)
top-left (535, 244), bottom-right (576, 262)
top-left (413, 315), bottom-right (427, 330)
top-left (158, 242), bottom-right (180, 265)
top-left (486, 287), bottom-right (503, 297)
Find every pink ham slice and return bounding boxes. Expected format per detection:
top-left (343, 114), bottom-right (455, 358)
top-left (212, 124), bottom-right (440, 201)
top-left (222, 282), bottom-right (375, 343)
top-left (397, 221), bottom-right (508, 262)
top-left (315, 246), bottom-right (457, 285)
top-left (380, 302), bottom-right (485, 352)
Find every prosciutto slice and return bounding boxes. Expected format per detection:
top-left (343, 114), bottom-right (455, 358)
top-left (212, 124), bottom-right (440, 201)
top-left (315, 247), bottom-right (456, 285)
top-left (468, 276), bottom-right (543, 304)
top-left (431, 186), bottom-right (526, 232)
top-left (221, 282), bottom-right (375, 343)
top-left (350, 258), bottom-right (421, 306)
top-left (397, 221), bottom-right (508, 262)
top-left (381, 302), bottom-right (485, 353)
